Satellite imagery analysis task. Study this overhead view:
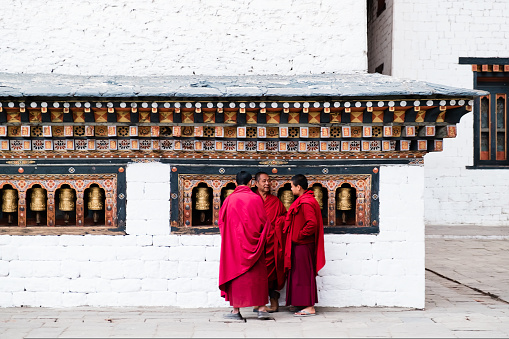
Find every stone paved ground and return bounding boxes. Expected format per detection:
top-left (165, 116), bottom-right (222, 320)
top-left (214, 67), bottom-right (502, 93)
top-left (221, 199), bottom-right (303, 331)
top-left (1, 226), bottom-right (508, 338)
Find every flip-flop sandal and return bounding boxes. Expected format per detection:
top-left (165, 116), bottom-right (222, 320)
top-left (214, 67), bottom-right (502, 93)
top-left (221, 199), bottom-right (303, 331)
top-left (223, 311), bottom-right (244, 321)
top-left (257, 311), bottom-right (271, 320)
top-left (294, 310), bottom-right (316, 317)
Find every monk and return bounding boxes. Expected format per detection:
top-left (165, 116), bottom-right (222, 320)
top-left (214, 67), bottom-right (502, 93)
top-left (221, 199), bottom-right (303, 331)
top-left (284, 174), bottom-right (326, 317)
top-left (254, 172), bottom-right (287, 312)
top-left (219, 171), bottom-right (272, 320)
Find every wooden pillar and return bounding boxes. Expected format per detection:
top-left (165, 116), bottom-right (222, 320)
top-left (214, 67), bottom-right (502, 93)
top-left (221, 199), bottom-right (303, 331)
top-left (213, 188), bottom-right (221, 227)
top-left (328, 191), bottom-right (336, 227)
top-left (18, 190), bottom-right (26, 227)
top-left (76, 191), bottom-right (85, 227)
top-left (47, 190), bottom-right (55, 226)
top-left (105, 190), bottom-right (114, 227)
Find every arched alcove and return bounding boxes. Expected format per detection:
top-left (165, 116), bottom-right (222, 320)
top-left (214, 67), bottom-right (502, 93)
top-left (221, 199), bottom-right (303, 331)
top-left (55, 184), bottom-right (77, 226)
top-left (220, 182), bottom-right (236, 206)
top-left (277, 183), bottom-right (294, 211)
top-left (27, 184), bottom-right (47, 226)
top-left (335, 183), bottom-right (357, 226)
top-left (192, 183), bottom-right (213, 226)
top-left (0, 184), bottom-right (18, 226)
top-left (84, 184), bottom-right (106, 225)
top-left (311, 183), bottom-right (328, 223)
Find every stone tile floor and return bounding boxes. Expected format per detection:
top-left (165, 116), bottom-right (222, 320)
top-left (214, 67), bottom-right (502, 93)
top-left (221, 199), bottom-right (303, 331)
top-left (0, 226), bottom-right (508, 338)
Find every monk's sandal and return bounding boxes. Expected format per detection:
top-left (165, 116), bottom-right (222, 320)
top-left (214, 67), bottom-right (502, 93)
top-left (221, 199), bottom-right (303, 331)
top-left (257, 311), bottom-right (271, 320)
top-left (224, 311), bottom-right (244, 321)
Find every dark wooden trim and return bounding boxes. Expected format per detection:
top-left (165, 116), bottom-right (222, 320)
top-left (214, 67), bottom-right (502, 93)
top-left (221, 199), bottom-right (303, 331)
top-left (0, 226), bottom-right (126, 236)
top-left (459, 57), bottom-right (509, 65)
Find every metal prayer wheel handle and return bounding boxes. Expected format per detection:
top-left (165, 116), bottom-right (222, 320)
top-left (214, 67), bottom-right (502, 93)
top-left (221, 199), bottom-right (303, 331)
top-left (312, 186), bottom-right (324, 209)
top-left (195, 187), bottom-right (211, 211)
top-left (337, 187), bottom-right (353, 211)
top-left (2, 189), bottom-right (18, 213)
top-left (58, 188), bottom-right (75, 212)
top-left (280, 190), bottom-right (294, 210)
top-left (30, 188), bottom-right (47, 212)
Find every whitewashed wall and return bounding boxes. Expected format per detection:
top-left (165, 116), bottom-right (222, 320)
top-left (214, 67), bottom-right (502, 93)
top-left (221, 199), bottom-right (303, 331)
top-left (391, 0), bottom-right (509, 226)
top-left (0, 163), bottom-right (424, 308)
top-left (367, 0), bottom-right (393, 75)
top-left (0, 0), bottom-right (367, 76)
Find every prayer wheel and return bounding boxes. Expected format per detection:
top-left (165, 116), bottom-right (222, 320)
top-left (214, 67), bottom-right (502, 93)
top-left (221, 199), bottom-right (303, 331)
top-left (195, 187), bottom-right (210, 211)
top-left (195, 187), bottom-right (210, 223)
top-left (223, 189), bottom-right (235, 199)
top-left (88, 187), bottom-right (104, 224)
top-left (280, 190), bottom-right (294, 210)
top-left (337, 187), bottom-right (353, 224)
top-left (58, 188), bottom-right (75, 225)
top-left (312, 186), bottom-right (324, 209)
top-left (2, 189), bottom-right (17, 225)
top-left (30, 188), bottom-right (46, 225)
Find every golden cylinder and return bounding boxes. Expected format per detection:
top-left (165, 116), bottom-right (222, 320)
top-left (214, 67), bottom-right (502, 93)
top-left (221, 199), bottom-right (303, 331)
top-left (223, 189), bottom-right (235, 199)
top-left (88, 187), bottom-right (104, 211)
top-left (280, 190), bottom-right (294, 210)
top-left (337, 187), bottom-right (352, 211)
top-left (2, 189), bottom-right (18, 213)
top-left (58, 188), bottom-right (75, 212)
top-left (312, 186), bottom-right (324, 209)
top-left (195, 187), bottom-right (210, 211)
top-left (30, 188), bottom-right (47, 212)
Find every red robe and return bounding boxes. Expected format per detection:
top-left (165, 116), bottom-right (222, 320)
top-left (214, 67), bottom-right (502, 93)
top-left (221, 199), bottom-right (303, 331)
top-left (283, 190), bottom-right (326, 276)
top-left (257, 192), bottom-right (287, 291)
top-left (219, 185), bottom-right (270, 307)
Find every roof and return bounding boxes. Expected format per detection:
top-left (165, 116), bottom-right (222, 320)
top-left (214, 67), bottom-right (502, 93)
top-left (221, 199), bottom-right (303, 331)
top-left (0, 72), bottom-right (487, 100)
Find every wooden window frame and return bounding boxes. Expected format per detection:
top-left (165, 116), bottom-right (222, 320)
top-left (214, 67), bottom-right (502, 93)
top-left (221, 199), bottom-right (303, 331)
top-left (473, 76), bottom-right (509, 167)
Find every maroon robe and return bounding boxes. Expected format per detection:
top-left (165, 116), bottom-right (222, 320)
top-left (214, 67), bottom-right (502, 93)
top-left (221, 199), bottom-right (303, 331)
top-left (284, 190), bottom-right (326, 307)
top-left (219, 185), bottom-right (270, 307)
top-left (257, 192), bottom-right (287, 291)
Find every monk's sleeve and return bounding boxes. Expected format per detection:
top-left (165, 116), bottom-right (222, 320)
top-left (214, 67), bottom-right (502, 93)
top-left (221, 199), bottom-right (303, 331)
top-left (298, 203), bottom-right (318, 239)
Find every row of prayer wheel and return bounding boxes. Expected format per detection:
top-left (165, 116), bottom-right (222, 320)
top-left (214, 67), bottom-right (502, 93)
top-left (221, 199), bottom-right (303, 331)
top-left (194, 186), bottom-right (354, 211)
top-left (282, 186), bottom-right (353, 211)
top-left (1, 187), bottom-right (105, 225)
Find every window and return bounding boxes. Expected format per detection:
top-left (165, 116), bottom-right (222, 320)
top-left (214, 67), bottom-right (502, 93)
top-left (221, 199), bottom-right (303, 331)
top-left (460, 57), bottom-right (509, 166)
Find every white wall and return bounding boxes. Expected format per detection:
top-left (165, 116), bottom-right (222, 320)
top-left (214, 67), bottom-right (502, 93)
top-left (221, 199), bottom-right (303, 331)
top-left (367, 0), bottom-right (393, 75)
top-left (0, 0), bottom-right (367, 76)
top-left (392, 0), bottom-right (509, 226)
top-left (0, 163), bottom-right (424, 308)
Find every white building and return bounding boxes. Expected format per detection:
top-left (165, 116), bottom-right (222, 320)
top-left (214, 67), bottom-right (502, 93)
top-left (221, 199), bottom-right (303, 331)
top-left (0, 0), bottom-right (505, 309)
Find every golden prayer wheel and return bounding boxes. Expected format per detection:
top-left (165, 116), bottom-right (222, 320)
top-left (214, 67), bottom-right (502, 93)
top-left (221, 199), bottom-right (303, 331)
top-left (58, 189), bottom-right (75, 212)
top-left (223, 189), bottom-right (235, 199)
top-left (30, 188), bottom-right (47, 212)
top-left (2, 189), bottom-right (18, 213)
top-left (195, 187), bottom-right (210, 211)
top-left (337, 187), bottom-right (353, 224)
top-left (280, 190), bottom-right (294, 210)
top-left (312, 186), bottom-right (324, 209)
top-left (337, 187), bottom-right (353, 211)
top-left (30, 188), bottom-right (46, 225)
top-left (88, 187), bottom-right (104, 211)
top-left (59, 188), bottom-right (75, 225)
top-left (2, 189), bottom-right (17, 225)
top-left (88, 187), bottom-right (104, 224)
